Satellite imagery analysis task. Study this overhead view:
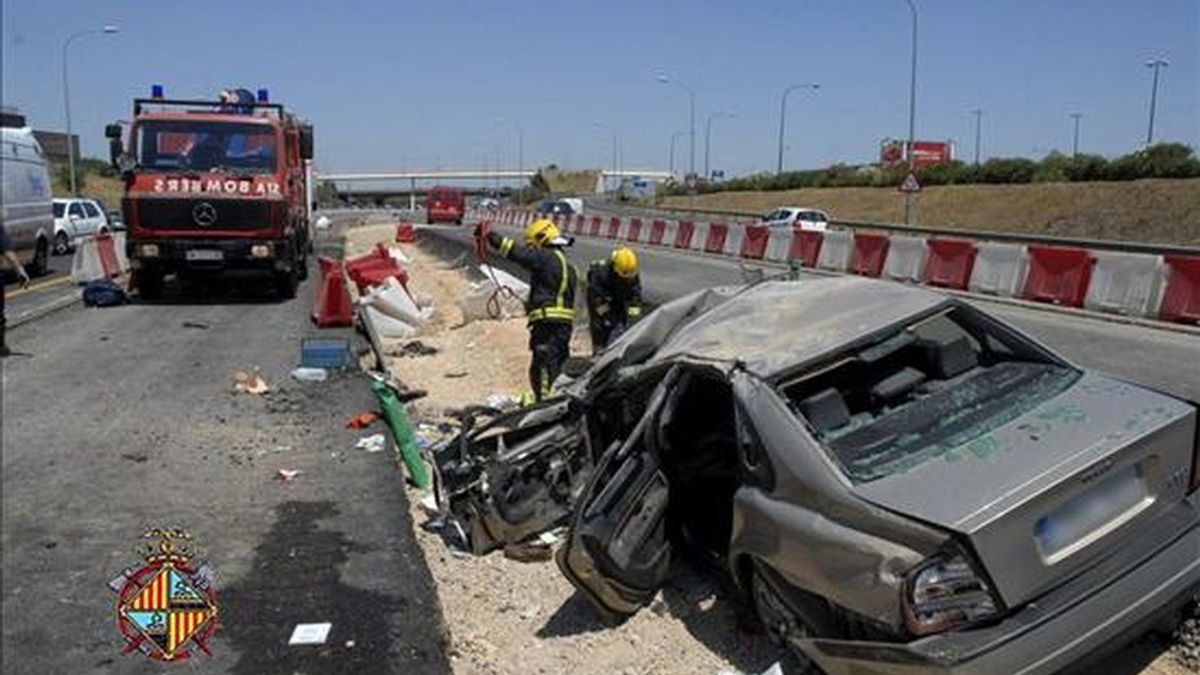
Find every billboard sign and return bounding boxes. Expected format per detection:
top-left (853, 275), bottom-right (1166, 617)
top-left (880, 138), bottom-right (954, 168)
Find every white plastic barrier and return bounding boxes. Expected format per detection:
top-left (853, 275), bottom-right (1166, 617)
top-left (882, 235), bottom-right (928, 283)
top-left (722, 226), bottom-right (744, 258)
top-left (359, 276), bottom-right (428, 326)
top-left (764, 229), bottom-right (793, 262)
top-left (817, 230), bottom-right (853, 272)
top-left (363, 305), bottom-right (418, 340)
top-left (659, 221), bottom-right (678, 247)
top-left (689, 222), bottom-right (710, 252)
top-left (969, 242), bottom-right (1028, 297)
top-left (1084, 251), bottom-right (1165, 317)
top-left (113, 232), bottom-right (130, 275)
top-left (70, 237), bottom-right (106, 284)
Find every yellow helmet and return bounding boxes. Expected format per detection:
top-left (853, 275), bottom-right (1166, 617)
top-left (525, 218), bottom-right (561, 247)
top-left (611, 247), bottom-right (638, 279)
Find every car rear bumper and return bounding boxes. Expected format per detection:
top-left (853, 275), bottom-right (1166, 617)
top-left (804, 501), bottom-right (1200, 675)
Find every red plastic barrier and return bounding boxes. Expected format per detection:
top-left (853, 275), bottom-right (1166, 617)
top-left (923, 239), bottom-right (977, 289)
top-left (674, 221), bottom-right (695, 249)
top-left (312, 256), bottom-right (353, 327)
top-left (606, 217), bottom-right (622, 239)
top-left (346, 243), bottom-right (409, 294)
top-left (395, 222), bottom-right (415, 243)
top-left (649, 220), bottom-right (667, 246)
top-left (740, 225), bottom-right (770, 259)
top-left (1159, 255), bottom-right (1200, 324)
top-left (1021, 246), bottom-right (1094, 308)
top-left (850, 233), bottom-right (891, 277)
top-left (95, 232), bottom-right (122, 278)
top-left (789, 230), bottom-right (824, 267)
top-left (589, 216), bottom-right (603, 237)
top-left (626, 218), bottom-right (643, 243)
top-left (704, 223), bottom-right (728, 254)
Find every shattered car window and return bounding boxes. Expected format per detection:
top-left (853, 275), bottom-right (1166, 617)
top-left (782, 305), bottom-right (1081, 483)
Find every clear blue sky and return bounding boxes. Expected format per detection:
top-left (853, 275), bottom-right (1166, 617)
top-left (3, 0), bottom-right (1197, 178)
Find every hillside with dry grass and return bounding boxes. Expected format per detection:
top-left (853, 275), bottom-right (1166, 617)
top-left (661, 178), bottom-right (1200, 245)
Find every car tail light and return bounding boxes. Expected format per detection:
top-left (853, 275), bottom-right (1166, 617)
top-left (903, 553), bottom-right (1000, 636)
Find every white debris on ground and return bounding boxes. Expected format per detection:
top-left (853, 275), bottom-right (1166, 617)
top-left (341, 222), bottom-right (1199, 675)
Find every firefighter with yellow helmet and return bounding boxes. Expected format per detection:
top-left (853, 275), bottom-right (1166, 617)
top-left (476, 218), bottom-right (579, 401)
top-left (586, 246), bottom-right (643, 354)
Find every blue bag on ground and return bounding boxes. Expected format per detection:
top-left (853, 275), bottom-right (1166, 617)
top-left (82, 280), bottom-right (128, 307)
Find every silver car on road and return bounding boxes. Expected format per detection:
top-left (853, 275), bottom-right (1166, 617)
top-left (434, 277), bottom-right (1200, 674)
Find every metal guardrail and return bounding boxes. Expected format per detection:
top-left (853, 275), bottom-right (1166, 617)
top-left (600, 200), bottom-right (1200, 258)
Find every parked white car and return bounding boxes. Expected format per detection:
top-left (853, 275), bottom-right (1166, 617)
top-left (52, 198), bottom-right (110, 255)
top-left (760, 206), bottom-right (829, 232)
top-left (0, 121), bottom-right (54, 276)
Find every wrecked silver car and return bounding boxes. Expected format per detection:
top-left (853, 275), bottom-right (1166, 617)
top-left (433, 277), bottom-right (1200, 675)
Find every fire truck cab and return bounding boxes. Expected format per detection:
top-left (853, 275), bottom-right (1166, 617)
top-left (108, 88), bottom-right (314, 299)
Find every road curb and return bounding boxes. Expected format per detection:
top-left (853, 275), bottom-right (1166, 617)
top-left (9, 292), bottom-right (82, 329)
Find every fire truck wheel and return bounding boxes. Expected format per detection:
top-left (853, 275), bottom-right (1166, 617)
top-left (139, 272), bottom-right (164, 300)
top-left (275, 266), bottom-right (299, 300)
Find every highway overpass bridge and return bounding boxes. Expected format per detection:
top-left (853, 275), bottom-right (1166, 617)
top-left (316, 169), bottom-right (674, 206)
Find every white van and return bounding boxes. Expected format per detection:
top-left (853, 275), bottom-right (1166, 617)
top-left (1, 116), bottom-right (54, 276)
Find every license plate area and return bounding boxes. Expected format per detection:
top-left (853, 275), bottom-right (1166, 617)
top-left (1034, 464), bottom-right (1153, 564)
top-left (186, 249), bottom-right (224, 261)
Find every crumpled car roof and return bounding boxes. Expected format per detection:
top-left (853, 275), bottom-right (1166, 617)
top-left (586, 277), bottom-right (951, 381)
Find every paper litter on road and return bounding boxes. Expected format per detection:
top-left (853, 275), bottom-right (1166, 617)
top-left (288, 622), bottom-right (332, 646)
top-left (275, 469), bottom-right (301, 482)
top-left (355, 433), bottom-right (386, 453)
top-left (346, 412), bottom-right (380, 429)
top-left (290, 367), bottom-right (328, 382)
top-left (232, 370), bottom-right (270, 395)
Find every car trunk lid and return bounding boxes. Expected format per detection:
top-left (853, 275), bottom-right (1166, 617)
top-left (853, 373), bottom-right (1197, 607)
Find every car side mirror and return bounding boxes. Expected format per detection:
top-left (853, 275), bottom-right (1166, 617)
top-left (299, 124), bottom-right (314, 160)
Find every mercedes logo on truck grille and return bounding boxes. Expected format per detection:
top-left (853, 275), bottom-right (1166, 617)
top-left (192, 202), bottom-right (218, 226)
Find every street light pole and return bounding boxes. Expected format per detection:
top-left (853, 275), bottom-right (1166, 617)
top-left (704, 112), bottom-right (735, 179)
top-left (1069, 112), bottom-right (1083, 157)
top-left (656, 74), bottom-right (697, 177)
top-left (61, 25), bottom-right (119, 196)
top-left (970, 108), bottom-right (983, 165)
top-left (776, 83), bottom-right (820, 174)
top-left (1145, 58), bottom-right (1169, 145)
top-left (668, 131), bottom-right (687, 175)
top-left (902, 0), bottom-right (918, 224)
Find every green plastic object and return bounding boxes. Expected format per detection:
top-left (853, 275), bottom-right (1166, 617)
top-left (372, 380), bottom-right (430, 488)
top-left (787, 259), bottom-right (804, 281)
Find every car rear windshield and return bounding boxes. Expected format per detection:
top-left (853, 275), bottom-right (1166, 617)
top-left (781, 305), bottom-right (1081, 483)
top-left (135, 121), bottom-right (277, 174)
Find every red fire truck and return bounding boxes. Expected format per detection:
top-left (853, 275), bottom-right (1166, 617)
top-left (426, 186), bottom-right (465, 225)
top-left (107, 87), bottom-right (314, 299)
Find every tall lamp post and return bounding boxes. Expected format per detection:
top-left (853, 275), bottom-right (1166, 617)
top-left (776, 83), bottom-right (819, 174)
top-left (668, 131), bottom-right (688, 175)
top-left (1069, 112), bottom-right (1083, 157)
top-left (593, 121), bottom-right (618, 192)
top-left (704, 112), bottom-right (735, 179)
top-left (901, 0), bottom-right (918, 223)
top-left (62, 25), bottom-right (119, 196)
top-left (656, 74), bottom-right (696, 178)
top-left (970, 108), bottom-right (984, 165)
top-left (1144, 58), bottom-right (1169, 145)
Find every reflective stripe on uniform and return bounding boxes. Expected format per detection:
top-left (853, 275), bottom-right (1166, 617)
top-left (627, 306), bottom-right (642, 318)
top-left (554, 250), bottom-right (570, 308)
top-left (528, 306), bottom-right (576, 321)
top-left (499, 237), bottom-right (515, 257)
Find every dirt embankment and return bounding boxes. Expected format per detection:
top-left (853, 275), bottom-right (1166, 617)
top-left (661, 178), bottom-right (1200, 246)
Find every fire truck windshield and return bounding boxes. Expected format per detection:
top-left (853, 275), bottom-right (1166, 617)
top-left (135, 121), bottom-right (278, 174)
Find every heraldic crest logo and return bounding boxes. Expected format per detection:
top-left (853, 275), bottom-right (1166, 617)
top-left (110, 528), bottom-right (219, 661)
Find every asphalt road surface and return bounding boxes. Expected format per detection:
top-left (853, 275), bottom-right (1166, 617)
top-left (429, 223), bottom-right (1200, 402)
top-left (1, 223), bottom-right (450, 674)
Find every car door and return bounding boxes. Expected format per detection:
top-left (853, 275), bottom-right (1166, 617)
top-left (556, 369), bottom-right (679, 621)
top-left (66, 201), bottom-right (87, 237)
top-left (82, 201), bottom-right (105, 235)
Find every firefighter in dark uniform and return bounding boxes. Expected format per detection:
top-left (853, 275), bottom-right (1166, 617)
top-left (586, 247), bottom-right (642, 354)
top-left (476, 218), bottom-right (578, 401)
top-left (1, 227), bottom-right (32, 357)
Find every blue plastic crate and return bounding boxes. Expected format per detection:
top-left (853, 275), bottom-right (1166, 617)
top-left (301, 338), bottom-right (352, 369)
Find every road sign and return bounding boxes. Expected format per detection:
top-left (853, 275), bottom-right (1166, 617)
top-left (899, 173), bottom-right (921, 193)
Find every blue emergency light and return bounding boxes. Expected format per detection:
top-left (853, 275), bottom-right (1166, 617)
top-left (150, 84), bottom-right (164, 98)
top-left (256, 88), bottom-right (269, 102)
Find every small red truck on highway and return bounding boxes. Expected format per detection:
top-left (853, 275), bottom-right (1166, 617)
top-left (426, 186), bottom-right (465, 225)
top-left (107, 88), bottom-right (314, 299)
